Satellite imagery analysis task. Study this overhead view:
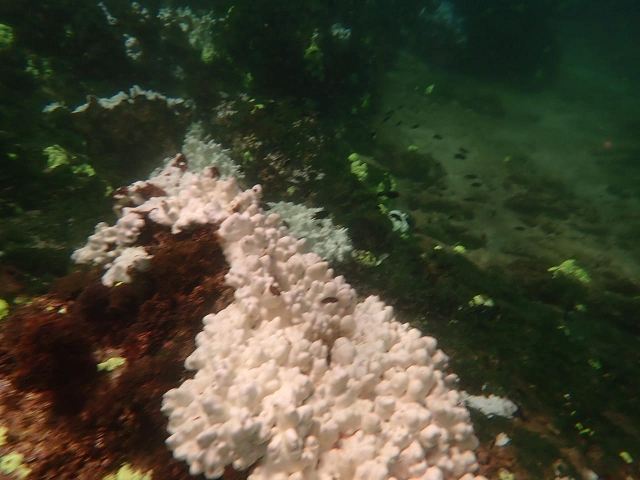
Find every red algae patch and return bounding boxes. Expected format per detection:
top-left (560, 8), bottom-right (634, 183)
top-left (0, 226), bottom-right (238, 480)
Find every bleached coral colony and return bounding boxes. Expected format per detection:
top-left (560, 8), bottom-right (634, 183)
top-left (73, 142), bottom-right (486, 480)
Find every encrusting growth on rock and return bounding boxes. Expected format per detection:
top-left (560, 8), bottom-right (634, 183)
top-left (69, 149), bottom-right (487, 480)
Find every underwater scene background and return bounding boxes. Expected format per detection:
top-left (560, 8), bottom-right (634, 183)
top-left (0, 0), bottom-right (639, 479)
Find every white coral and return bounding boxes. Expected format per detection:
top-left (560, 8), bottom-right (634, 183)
top-left (266, 201), bottom-right (353, 263)
top-left (73, 146), bottom-right (486, 480)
